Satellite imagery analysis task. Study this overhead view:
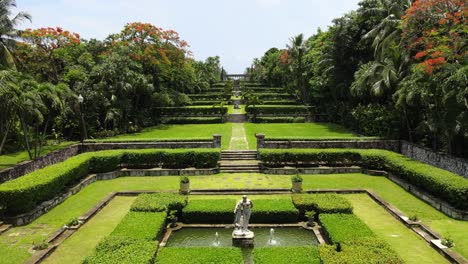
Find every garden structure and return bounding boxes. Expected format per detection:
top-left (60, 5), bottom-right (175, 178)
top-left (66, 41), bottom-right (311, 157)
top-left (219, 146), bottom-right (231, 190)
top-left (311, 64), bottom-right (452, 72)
top-left (0, 80), bottom-right (467, 264)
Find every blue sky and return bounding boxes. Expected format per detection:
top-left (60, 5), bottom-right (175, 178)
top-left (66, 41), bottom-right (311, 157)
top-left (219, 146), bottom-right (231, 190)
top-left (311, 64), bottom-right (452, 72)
top-left (17, 0), bottom-right (361, 73)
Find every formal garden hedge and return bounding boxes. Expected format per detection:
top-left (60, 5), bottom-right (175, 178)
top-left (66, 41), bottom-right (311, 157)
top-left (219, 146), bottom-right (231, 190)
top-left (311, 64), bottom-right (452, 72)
top-left (319, 213), bottom-right (375, 243)
top-left (130, 193), bottom-right (187, 213)
top-left (189, 100), bottom-right (224, 106)
top-left (83, 237), bottom-right (158, 264)
top-left (262, 100), bottom-right (298, 105)
top-left (188, 94), bottom-right (229, 101)
top-left (156, 247), bottom-right (243, 264)
top-left (84, 211), bottom-right (167, 264)
top-left (253, 246), bottom-right (320, 264)
top-left (182, 197), bottom-right (299, 224)
top-left (0, 149), bottom-right (219, 215)
top-left (248, 93), bottom-right (294, 100)
top-left (246, 105), bottom-right (312, 115)
top-left (292, 194), bottom-right (353, 214)
top-left (251, 117), bottom-right (306, 123)
top-left (259, 149), bottom-right (468, 210)
top-left (158, 106), bottom-right (228, 116)
top-left (162, 117), bottom-right (223, 124)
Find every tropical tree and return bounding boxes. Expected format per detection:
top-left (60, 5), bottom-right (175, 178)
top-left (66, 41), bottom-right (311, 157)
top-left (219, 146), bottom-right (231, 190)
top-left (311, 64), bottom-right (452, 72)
top-left (0, 0), bottom-right (31, 69)
top-left (286, 33), bottom-right (310, 103)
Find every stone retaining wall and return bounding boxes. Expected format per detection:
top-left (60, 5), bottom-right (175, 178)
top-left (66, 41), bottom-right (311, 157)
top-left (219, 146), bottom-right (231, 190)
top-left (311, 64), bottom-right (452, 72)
top-left (401, 141), bottom-right (468, 178)
top-left (256, 134), bottom-right (400, 152)
top-left (0, 145), bottom-right (80, 184)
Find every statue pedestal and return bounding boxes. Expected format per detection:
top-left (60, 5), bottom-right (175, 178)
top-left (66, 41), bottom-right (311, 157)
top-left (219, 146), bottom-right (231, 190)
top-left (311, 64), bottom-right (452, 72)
top-left (232, 230), bottom-right (254, 248)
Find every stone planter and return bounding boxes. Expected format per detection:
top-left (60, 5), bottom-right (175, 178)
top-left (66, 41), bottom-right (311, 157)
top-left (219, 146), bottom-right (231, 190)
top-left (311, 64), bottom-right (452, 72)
top-left (179, 182), bottom-right (190, 194)
top-left (292, 182), bottom-right (302, 193)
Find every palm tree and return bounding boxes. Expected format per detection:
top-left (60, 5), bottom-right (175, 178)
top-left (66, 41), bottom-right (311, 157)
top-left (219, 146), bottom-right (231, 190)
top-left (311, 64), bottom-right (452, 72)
top-left (287, 34), bottom-right (309, 103)
top-left (361, 0), bottom-right (412, 60)
top-left (0, 0), bottom-right (31, 69)
top-left (0, 69), bottom-right (19, 154)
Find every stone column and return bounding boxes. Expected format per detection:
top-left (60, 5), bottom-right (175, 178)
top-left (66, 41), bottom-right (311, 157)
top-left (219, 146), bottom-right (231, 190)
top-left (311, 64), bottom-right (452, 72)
top-left (213, 134), bottom-right (222, 148)
top-left (256, 133), bottom-right (265, 150)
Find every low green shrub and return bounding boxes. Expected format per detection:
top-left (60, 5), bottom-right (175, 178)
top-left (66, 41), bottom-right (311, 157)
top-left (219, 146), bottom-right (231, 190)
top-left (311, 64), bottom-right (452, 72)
top-left (252, 117), bottom-right (306, 123)
top-left (182, 199), bottom-right (235, 223)
top-left (246, 105), bottom-right (311, 115)
top-left (259, 149), bottom-right (468, 210)
top-left (189, 101), bottom-right (224, 106)
top-left (319, 237), bottom-right (403, 264)
top-left (155, 247), bottom-right (243, 264)
top-left (187, 94), bottom-right (229, 101)
top-left (0, 149), bottom-right (219, 215)
top-left (292, 194), bottom-right (353, 214)
top-left (83, 237), bottom-right (158, 264)
top-left (130, 193), bottom-right (187, 213)
top-left (110, 212), bottom-right (167, 241)
top-left (319, 214), bottom-right (375, 244)
top-left (158, 106), bottom-right (228, 116)
top-left (253, 246), bottom-right (320, 264)
top-left (163, 117), bottom-right (223, 124)
top-left (182, 197), bottom-right (299, 223)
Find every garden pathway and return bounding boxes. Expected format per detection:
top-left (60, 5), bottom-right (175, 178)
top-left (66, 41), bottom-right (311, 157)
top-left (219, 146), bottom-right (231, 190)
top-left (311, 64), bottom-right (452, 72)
top-left (229, 123), bottom-right (249, 150)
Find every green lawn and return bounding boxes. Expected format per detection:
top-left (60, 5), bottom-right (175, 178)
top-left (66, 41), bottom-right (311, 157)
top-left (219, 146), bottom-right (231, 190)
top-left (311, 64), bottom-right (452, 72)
top-left (229, 123), bottom-right (249, 150)
top-left (244, 123), bottom-right (363, 148)
top-left (43, 196), bottom-right (135, 264)
top-left (345, 194), bottom-right (448, 264)
top-left (1, 173), bottom-right (466, 264)
top-left (98, 124), bottom-right (233, 149)
top-left (0, 141), bottom-right (76, 170)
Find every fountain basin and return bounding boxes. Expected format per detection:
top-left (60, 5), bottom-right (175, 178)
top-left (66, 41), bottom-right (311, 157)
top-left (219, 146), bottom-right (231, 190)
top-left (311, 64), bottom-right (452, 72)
top-left (166, 226), bottom-right (318, 248)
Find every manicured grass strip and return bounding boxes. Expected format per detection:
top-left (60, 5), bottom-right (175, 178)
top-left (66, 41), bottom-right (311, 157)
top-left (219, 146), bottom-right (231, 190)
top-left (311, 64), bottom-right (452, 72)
top-left (42, 196), bottom-right (135, 264)
top-left (292, 193), bottom-right (353, 214)
top-left (319, 238), bottom-right (403, 264)
top-left (245, 123), bottom-right (358, 148)
top-left (83, 237), bottom-right (158, 264)
top-left (260, 149), bottom-right (468, 210)
top-left (130, 193), bottom-right (187, 212)
top-left (345, 194), bottom-right (449, 264)
top-left (103, 124), bottom-right (233, 149)
top-left (319, 213), bottom-right (375, 243)
top-left (182, 196), bottom-right (298, 223)
top-left (253, 246), bottom-right (320, 264)
top-left (0, 149), bottom-right (219, 215)
top-left (155, 247), bottom-right (243, 264)
top-left (110, 211), bottom-right (166, 241)
top-left (0, 141), bottom-right (76, 170)
top-left (229, 123), bottom-right (249, 150)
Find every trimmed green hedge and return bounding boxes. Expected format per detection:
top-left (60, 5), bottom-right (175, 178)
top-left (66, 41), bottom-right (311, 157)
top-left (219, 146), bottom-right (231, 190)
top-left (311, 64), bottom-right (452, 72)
top-left (131, 193), bottom-right (187, 213)
top-left (252, 117), bottom-right (306, 123)
top-left (0, 149), bottom-right (219, 215)
top-left (259, 149), bottom-right (468, 210)
top-left (319, 238), bottom-right (403, 264)
top-left (83, 237), bottom-right (158, 264)
top-left (319, 214), bottom-right (375, 244)
top-left (158, 106), bottom-right (228, 116)
top-left (188, 94), bottom-right (229, 101)
top-left (182, 197), bottom-right (299, 223)
top-left (292, 194), bottom-right (353, 214)
top-left (253, 246), bottom-right (320, 264)
top-left (156, 247), bottom-right (243, 264)
top-left (110, 212), bottom-right (167, 241)
top-left (189, 101), bottom-right (224, 106)
top-left (262, 100), bottom-right (298, 105)
top-left (246, 105), bottom-right (311, 115)
top-left (162, 117), bottom-right (223, 124)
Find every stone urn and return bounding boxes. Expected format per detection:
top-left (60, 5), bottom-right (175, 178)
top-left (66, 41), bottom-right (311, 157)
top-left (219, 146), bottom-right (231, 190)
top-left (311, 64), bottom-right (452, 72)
top-left (179, 176), bottom-right (190, 194)
top-left (291, 175), bottom-right (303, 193)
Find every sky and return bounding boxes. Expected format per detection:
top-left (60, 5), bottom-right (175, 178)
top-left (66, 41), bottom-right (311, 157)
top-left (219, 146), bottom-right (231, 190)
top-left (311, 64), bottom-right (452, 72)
top-left (17, 0), bottom-right (361, 73)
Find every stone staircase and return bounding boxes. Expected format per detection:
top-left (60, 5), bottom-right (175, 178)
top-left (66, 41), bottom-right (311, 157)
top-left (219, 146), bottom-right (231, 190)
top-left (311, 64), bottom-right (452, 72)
top-left (219, 150), bottom-right (260, 173)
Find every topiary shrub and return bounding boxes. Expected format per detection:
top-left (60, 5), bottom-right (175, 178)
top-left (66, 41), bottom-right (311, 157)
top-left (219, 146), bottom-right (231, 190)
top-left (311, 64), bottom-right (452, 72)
top-left (155, 247), bottom-right (243, 264)
top-left (110, 212), bottom-right (167, 241)
top-left (292, 194), bottom-right (353, 214)
top-left (319, 214), bottom-right (375, 244)
top-left (130, 193), bottom-right (188, 213)
top-left (253, 246), bottom-right (320, 264)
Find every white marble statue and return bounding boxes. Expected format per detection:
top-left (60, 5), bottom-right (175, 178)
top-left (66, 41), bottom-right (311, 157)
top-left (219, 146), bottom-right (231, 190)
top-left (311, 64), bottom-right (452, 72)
top-left (234, 195), bottom-right (253, 234)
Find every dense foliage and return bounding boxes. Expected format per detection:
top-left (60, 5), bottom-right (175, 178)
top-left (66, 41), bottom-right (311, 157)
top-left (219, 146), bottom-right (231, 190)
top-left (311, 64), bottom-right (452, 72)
top-left (249, 0), bottom-right (468, 158)
top-left (130, 193), bottom-right (187, 213)
top-left (0, 14), bottom-right (222, 156)
top-left (292, 194), bottom-right (353, 214)
top-left (260, 149), bottom-right (468, 210)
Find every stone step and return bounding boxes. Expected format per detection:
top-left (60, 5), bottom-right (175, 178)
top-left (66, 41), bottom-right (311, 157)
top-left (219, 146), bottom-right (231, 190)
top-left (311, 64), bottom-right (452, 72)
top-left (220, 158), bottom-right (257, 161)
top-left (0, 223), bottom-right (12, 234)
top-left (220, 170), bottom-right (261, 173)
top-left (221, 151), bottom-right (257, 154)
